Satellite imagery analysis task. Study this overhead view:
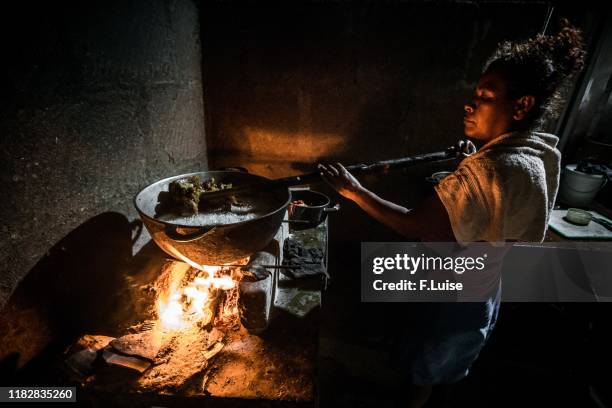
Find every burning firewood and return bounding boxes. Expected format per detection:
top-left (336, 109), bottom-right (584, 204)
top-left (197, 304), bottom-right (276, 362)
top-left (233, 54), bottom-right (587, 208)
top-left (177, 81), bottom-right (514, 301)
top-left (66, 334), bottom-right (114, 353)
top-left (64, 335), bottom-right (115, 377)
top-left (109, 331), bottom-right (163, 362)
top-left (102, 347), bottom-right (151, 374)
top-left (136, 325), bottom-right (226, 392)
top-left (154, 261), bottom-right (240, 331)
top-left (203, 341), bottom-right (224, 360)
top-left (63, 259), bottom-right (245, 393)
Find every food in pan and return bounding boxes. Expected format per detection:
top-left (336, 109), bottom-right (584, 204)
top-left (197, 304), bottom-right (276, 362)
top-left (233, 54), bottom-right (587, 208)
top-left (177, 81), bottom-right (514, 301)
top-left (162, 176), bottom-right (233, 215)
top-left (167, 176), bottom-right (204, 214)
top-left (201, 177), bottom-right (233, 193)
top-left (291, 199), bottom-right (308, 207)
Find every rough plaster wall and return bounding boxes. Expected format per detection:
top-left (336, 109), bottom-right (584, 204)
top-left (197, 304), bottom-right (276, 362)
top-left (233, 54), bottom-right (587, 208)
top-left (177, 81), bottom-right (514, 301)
top-left (0, 0), bottom-right (206, 308)
top-left (199, 2), bottom-right (565, 242)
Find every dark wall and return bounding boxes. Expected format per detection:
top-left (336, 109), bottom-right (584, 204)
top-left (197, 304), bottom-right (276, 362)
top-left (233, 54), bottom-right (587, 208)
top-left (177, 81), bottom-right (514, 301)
top-left (199, 3), bottom-right (562, 171)
top-left (199, 2), bottom-right (568, 242)
top-left (0, 0), bottom-right (206, 308)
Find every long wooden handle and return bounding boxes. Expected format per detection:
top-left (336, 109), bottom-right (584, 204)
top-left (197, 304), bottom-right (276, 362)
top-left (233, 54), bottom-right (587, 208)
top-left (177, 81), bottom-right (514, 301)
top-left (199, 148), bottom-right (456, 200)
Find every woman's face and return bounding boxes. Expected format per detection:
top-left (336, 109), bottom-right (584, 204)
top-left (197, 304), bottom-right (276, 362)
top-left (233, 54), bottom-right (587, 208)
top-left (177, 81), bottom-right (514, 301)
top-left (463, 69), bottom-right (515, 141)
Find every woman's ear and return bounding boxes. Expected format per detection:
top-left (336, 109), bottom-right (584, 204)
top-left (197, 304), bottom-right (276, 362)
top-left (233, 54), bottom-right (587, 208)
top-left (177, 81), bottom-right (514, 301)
top-left (512, 95), bottom-right (536, 121)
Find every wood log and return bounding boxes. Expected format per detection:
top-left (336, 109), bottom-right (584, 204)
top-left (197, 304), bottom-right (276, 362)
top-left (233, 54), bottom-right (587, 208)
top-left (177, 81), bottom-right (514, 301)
top-left (102, 347), bottom-right (151, 373)
top-left (109, 331), bottom-right (163, 362)
top-left (64, 334), bottom-right (115, 376)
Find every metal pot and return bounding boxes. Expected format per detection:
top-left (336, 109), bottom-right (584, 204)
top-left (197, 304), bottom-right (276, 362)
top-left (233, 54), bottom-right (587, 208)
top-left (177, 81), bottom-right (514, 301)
top-left (288, 189), bottom-right (339, 230)
top-left (134, 171), bottom-right (290, 267)
top-left (559, 164), bottom-right (608, 207)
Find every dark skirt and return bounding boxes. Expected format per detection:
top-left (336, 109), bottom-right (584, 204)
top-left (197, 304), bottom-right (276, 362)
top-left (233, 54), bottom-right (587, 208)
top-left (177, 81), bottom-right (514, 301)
top-left (392, 283), bottom-right (501, 385)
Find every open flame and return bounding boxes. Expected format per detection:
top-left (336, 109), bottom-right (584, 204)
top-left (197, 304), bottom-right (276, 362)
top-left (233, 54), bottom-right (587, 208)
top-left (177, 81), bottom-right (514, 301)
top-left (156, 261), bottom-right (247, 331)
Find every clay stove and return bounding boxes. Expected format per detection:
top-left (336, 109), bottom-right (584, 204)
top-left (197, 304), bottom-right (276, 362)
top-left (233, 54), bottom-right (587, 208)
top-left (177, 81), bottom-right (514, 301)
top-left (61, 210), bottom-right (328, 406)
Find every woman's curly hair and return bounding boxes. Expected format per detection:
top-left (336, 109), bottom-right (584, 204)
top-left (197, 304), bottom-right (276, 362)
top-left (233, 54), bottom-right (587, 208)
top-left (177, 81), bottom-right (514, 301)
top-left (484, 19), bottom-right (586, 130)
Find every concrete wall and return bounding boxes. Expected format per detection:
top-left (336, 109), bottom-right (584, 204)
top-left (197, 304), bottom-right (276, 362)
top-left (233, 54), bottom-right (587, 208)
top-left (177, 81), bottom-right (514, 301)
top-left (0, 0), bottom-right (207, 308)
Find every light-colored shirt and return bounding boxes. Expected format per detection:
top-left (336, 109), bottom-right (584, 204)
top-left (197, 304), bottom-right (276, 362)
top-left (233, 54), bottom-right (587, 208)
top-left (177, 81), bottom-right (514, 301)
top-left (434, 131), bottom-right (561, 244)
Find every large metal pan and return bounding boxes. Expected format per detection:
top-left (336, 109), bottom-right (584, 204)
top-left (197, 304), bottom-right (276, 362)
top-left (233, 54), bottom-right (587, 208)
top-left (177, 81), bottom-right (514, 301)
top-left (134, 171), bottom-right (290, 267)
top-left (135, 149), bottom-right (457, 267)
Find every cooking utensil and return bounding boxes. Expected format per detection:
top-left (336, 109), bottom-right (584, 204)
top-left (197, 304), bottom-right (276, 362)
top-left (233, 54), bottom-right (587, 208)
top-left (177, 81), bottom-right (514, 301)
top-left (193, 149), bottom-right (456, 202)
top-left (134, 148), bottom-right (456, 267)
top-left (288, 189), bottom-right (339, 230)
top-left (593, 217), bottom-right (612, 231)
top-left (135, 171), bottom-right (290, 266)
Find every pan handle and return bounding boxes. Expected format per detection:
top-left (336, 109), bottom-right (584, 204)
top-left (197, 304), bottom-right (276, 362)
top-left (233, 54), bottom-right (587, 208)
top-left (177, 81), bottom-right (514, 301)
top-left (164, 225), bottom-right (215, 242)
top-left (282, 219), bottom-right (312, 224)
top-left (323, 203), bottom-right (341, 212)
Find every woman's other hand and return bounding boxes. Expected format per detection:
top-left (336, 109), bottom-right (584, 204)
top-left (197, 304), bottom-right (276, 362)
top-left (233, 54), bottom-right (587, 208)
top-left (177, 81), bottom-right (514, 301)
top-left (454, 139), bottom-right (477, 158)
top-left (318, 163), bottom-right (364, 201)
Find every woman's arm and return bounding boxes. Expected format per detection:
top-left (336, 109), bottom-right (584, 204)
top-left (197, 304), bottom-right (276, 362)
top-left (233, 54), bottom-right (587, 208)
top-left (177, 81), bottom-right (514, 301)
top-left (318, 163), bottom-right (456, 241)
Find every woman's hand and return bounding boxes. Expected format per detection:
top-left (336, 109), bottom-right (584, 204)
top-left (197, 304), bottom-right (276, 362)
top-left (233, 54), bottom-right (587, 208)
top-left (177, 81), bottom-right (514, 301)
top-left (454, 139), bottom-right (477, 158)
top-left (318, 163), bottom-right (364, 201)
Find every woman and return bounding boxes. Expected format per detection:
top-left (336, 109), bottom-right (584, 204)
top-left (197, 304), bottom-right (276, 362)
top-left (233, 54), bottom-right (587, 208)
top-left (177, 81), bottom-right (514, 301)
top-left (319, 21), bottom-right (585, 407)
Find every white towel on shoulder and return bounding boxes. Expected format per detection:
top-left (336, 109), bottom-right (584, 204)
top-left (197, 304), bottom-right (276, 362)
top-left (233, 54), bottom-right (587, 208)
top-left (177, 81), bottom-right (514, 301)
top-left (434, 131), bottom-right (561, 244)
